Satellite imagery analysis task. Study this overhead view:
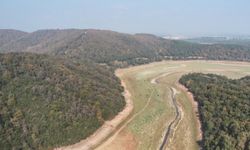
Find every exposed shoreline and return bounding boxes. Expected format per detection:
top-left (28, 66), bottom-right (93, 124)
top-left (96, 73), bottom-right (156, 150)
top-left (177, 83), bottom-right (203, 143)
top-left (54, 70), bottom-right (133, 150)
top-left (54, 60), bottom-right (249, 150)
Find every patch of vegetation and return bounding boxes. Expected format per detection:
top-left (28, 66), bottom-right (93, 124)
top-left (0, 53), bottom-right (125, 149)
top-left (180, 73), bottom-right (250, 150)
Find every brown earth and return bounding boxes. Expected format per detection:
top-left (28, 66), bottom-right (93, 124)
top-left (177, 83), bottom-right (202, 141)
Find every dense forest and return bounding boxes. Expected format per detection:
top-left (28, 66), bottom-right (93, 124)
top-left (179, 73), bottom-right (250, 150)
top-left (0, 53), bottom-right (125, 149)
top-left (0, 29), bottom-right (250, 67)
top-left (0, 29), bottom-right (250, 149)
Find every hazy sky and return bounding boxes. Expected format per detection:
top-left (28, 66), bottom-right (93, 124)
top-left (1, 0), bottom-right (250, 36)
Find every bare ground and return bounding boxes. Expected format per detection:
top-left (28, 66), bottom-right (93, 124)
top-left (177, 83), bottom-right (202, 141)
top-left (96, 86), bottom-right (155, 150)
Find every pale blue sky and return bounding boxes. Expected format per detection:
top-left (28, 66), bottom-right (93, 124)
top-left (1, 0), bottom-right (250, 36)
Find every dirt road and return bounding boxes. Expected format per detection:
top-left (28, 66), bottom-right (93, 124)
top-left (96, 86), bottom-right (155, 150)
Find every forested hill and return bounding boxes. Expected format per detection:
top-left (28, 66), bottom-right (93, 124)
top-left (179, 73), bottom-right (250, 150)
top-left (0, 29), bottom-right (250, 67)
top-left (0, 29), bottom-right (27, 47)
top-left (0, 53), bottom-right (125, 149)
top-left (186, 37), bottom-right (250, 47)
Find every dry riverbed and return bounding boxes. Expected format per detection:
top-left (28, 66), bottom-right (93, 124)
top-left (56, 60), bottom-right (250, 150)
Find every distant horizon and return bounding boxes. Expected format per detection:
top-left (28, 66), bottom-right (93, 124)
top-left (1, 0), bottom-right (250, 37)
top-left (1, 27), bottom-right (250, 39)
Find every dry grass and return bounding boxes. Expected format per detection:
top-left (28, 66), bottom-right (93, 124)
top-left (96, 60), bottom-right (250, 150)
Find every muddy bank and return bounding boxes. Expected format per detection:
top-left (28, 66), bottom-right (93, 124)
top-left (177, 83), bottom-right (202, 142)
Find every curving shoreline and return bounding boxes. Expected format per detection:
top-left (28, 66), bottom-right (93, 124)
top-left (177, 83), bottom-right (203, 142)
top-left (54, 70), bottom-right (134, 150)
top-left (96, 75), bottom-right (155, 150)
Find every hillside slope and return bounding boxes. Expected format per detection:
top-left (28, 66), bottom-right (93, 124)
top-left (186, 37), bottom-right (250, 47)
top-left (0, 53), bottom-right (125, 149)
top-left (1, 29), bottom-right (250, 66)
top-left (0, 29), bottom-right (27, 47)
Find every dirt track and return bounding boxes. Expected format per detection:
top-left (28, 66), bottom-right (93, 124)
top-left (55, 71), bottom-right (133, 150)
top-left (96, 84), bottom-right (155, 150)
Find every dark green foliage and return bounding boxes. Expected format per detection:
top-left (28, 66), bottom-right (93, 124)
top-left (180, 73), bottom-right (250, 150)
top-left (0, 53), bottom-right (125, 149)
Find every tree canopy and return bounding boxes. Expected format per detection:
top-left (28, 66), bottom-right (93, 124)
top-left (180, 73), bottom-right (250, 150)
top-left (0, 53), bottom-right (125, 149)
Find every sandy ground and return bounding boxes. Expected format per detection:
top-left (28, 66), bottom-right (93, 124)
top-left (177, 83), bottom-right (202, 141)
top-left (97, 71), bottom-right (177, 150)
top-left (96, 86), bottom-right (155, 150)
top-left (55, 71), bottom-right (133, 150)
top-left (151, 72), bottom-right (172, 84)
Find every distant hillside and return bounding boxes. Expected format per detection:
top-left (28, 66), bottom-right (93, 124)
top-left (180, 73), bottom-right (250, 150)
top-left (186, 36), bottom-right (250, 47)
top-left (0, 53), bottom-right (125, 149)
top-left (1, 29), bottom-right (250, 67)
top-left (0, 29), bottom-right (27, 47)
